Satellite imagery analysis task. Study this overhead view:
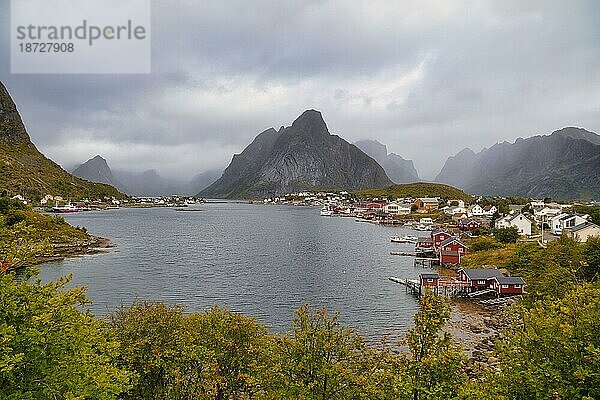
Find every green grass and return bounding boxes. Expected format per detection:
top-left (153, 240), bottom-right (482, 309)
top-left (354, 182), bottom-right (473, 202)
top-left (0, 138), bottom-right (125, 201)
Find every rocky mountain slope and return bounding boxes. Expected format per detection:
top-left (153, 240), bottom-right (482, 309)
top-left (72, 155), bottom-right (126, 192)
top-left (354, 139), bottom-right (419, 183)
top-left (435, 127), bottom-right (600, 200)
top-left (200, 110), bottom-right (392, 198)
top-left (0, 81), bottom-right (125, 200)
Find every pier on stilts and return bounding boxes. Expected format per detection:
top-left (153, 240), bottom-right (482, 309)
top-left (388, 276), bottom-right (470, 298)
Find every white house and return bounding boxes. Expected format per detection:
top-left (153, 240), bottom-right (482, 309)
top-left (550, 213), bottom-right (589, 235)
top-left (448, 199), bottom-right (466, 208)
top-left (468, 204), bottom-right (484, 217)
top-left (534, 206), bottom-right (563, 221)
top-left (565, 221), bottom-right (600, 242)
top-left (495, 213), bottom-right (532, 236)
top-left (384, 202), bottom-right (411, 215)
top-left (444, 206), bottom-right (468, 216)
top-left (482, 205), bottom-right (497, 216)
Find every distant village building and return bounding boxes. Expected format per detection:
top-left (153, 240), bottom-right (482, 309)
top-left (383, 202), bottom-right (411, 215)
top-left (467, 204), bottom-right (484, 217)
top-left (444, 205), bottom-right (468, 216)
top-left (458, 218), bottom-right (481, 231)
top-left (495, 213), bottom-right (532, 236)
top-left (482, 205), bottom-right (497, 216)
top-left (414, 198), bottom-right (439, 212)
top-left (448, 199), bottom-right (466, 208)
top-left (564, 221), bottom-right (600, 243)
top-left (550, 213), bottom-right (589, 235)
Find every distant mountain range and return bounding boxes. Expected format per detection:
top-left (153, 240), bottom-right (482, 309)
top-left (71, 155), bottom-right (221, 197)
top-left (353, 139), bottom-right (419, 184)
top-left (0, 81), bottom-right (124, 200)
top-left (435, 127), bottom-right (600, 200)
top-left (200, 110), bottom-right (392, 198)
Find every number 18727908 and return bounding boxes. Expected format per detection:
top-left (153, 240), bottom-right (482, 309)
top-left (18, 42), bottom-right (74, 53)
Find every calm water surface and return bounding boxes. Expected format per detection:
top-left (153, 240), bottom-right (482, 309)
top-left (39, 203), bottom-right (425, 339)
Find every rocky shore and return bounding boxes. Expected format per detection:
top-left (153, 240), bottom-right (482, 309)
top-left (35, 235), bottom-right (115, 264)
top-left (448, 299), bottom-right (514, 376)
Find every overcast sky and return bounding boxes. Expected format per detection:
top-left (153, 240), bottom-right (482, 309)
top-left (1, 0), bottom-right (599, 180)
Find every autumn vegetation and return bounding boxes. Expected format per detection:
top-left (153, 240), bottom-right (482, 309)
top-left (1, 198), bottom-right (599, 399)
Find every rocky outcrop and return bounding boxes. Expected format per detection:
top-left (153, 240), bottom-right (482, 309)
top-left (200, 110), bottom-right (392, 198)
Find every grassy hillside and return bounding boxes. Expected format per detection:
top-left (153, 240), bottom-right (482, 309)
top-left (0, 138), bottom-right (125, 200)
top-left (354, 182), bottom-right (473, 202)
top-left (0, 81), bottom-right (126, 201)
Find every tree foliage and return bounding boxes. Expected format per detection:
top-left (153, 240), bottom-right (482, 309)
top-left (492, 227), bottom-right (521, 243)
top-left (402, 290), bottom-right (466, 400)
top-left (485, 285), bottom-right (600, 400)
top-left (0, 272), bottom-right (132, 399)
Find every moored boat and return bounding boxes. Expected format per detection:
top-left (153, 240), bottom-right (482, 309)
top-left (320, 207), bottom-right (334, 216)
top-left (52, 204), bottom-right (80, 213)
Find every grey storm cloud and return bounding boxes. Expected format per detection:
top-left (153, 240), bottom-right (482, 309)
top-left (1, 0), bottom-right (600, 179)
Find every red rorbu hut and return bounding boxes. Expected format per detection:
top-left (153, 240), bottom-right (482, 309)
top-left (419, 272), bottom-right (439, 287)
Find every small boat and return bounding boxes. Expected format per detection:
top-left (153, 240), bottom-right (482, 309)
top-left (106, 205), bottom-right (120, 210)
top-left (391, 235), bottom-right (419, 243)
top-left (52, 204), bottom-right (80, 213)
top-left (354, 218), bottom-right (369, 223)
top-left (320, 207), bottom-right (334, 217)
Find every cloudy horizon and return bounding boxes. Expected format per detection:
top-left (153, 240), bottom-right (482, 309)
top-left (2, 0), bottom-right (599, 181)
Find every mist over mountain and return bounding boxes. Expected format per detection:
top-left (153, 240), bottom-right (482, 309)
top-left (72, 155), bottom-right (127, 192)
top-left (353, 139), bottom-right (419, 184)
top-left (200, 110), bottom-right (392, 198)
top-left (435, 127), bottom-right (600, 200)
top-left (0, 81), bottom-right (124, 199)
top-left (72, 156), bottom-right (221, 197)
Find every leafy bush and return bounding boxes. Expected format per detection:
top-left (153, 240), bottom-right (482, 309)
top-left (0, 272), bottom-right (132, 398)
top-left (469, 236), bottom-right (504, 252)
top-left (492, 227), bottom-right (521, 243)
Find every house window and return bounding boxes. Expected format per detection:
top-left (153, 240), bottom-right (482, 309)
top-left (501, 284), bottom-right (509, 288)
top-left (514, 285), bottom-right (521, 288)
top-left (478, 280), bottom-right (485, 284)
top-left (458, 248), bottom-right (464, 253)
top-left (427, 279), bottom-right (433, 282)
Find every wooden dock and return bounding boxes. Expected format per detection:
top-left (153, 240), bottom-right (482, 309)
top-left (388, 276), bottom-right (470, 298)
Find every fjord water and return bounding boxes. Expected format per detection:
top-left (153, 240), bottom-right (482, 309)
top-left (39, 203), bottom-right (420, 339)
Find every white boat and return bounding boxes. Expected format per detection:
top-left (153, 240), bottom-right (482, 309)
top-left (52, 204), bottom-right (80, 213)
top-left (320, 207), bottom-right (334, 216)
top-left (391, 235), bottom-right (419, 243)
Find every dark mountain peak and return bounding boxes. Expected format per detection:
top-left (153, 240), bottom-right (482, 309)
top-left (0, 81), bottom-right (31, 143)
top-left (291, 109), bottom-right (328, 135)
top-left (551, 126), bottom-right (600, 145)
top-left (201, 111), bottom-right (392, 198)
top-left (72, 155), bottom-right (126, 193)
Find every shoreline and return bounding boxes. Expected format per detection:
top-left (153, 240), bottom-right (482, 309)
top-left (448, 298), bottom-right (510, 375)
top-left (35, 235), bottom-right (115, 264)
